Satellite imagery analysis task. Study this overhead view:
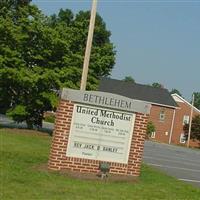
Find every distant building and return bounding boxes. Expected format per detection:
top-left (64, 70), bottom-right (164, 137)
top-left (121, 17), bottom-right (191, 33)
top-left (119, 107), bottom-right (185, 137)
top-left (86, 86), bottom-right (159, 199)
top-left (99, 78), bottom-right (200, 148)
top-left (171, 94), bottom-right (200, 148)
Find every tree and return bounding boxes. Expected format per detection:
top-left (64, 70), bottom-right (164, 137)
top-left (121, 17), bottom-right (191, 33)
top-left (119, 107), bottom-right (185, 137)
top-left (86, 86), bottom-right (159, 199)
top-left (184, 115), bottom-right (200, 141)
top-left (170, 88), bottom-right (182, 97)
top-left (193, 92), bottom-right (200, 110)
top-left (151, 82), bottom-right (163, 88)
top-left (47, 9), bottom-right (115, 90)
top-left (0, 5), bottom-right (116, 128)
top-left (123, 76), bottom-right (135, 83)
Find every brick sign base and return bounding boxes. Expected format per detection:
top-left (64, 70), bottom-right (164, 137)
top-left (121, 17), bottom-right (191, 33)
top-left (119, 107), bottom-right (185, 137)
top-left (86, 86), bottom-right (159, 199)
top-left (48, 99), bottom-right (149, 176)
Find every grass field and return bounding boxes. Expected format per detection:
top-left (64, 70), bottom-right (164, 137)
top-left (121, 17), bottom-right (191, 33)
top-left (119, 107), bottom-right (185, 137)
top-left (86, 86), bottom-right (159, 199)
top-left (1, 128), bottom-right (200, 200)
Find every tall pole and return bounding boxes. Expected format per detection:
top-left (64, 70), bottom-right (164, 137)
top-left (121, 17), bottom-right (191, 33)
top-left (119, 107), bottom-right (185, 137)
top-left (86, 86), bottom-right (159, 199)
top-left (80, 0), bottom-right (98, 90)
top-left (169, 109), bottom-right (176, 144)
top-left (187, 93), bottom-right (195, 148)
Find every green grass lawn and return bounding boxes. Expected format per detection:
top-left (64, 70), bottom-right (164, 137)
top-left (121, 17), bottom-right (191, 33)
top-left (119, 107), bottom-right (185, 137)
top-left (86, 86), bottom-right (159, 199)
top-left (1, 128), bottom-right (200, 200)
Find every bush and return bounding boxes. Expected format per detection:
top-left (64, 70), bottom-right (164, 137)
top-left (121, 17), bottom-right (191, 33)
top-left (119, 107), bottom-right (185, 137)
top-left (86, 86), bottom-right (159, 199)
top-left (44, 115), bottom-right (55, 123)
top-left (146, 121), bottom-right (155, 138)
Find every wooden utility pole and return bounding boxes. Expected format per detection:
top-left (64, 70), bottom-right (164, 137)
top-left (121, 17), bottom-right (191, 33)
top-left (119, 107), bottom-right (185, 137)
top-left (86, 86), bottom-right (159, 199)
top-left (80, 0), bottom-right (98, 90)
top-left (187, 93), bottom-right (195, 148)
top-left (168, 109), bottom-right (176, 144)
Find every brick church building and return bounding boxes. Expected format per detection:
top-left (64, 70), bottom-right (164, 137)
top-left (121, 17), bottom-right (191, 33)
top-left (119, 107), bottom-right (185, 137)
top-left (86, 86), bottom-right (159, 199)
top-left (99, 78), bottom-right (200, 148)
top-left (170, 94), bottom-right (200, 147)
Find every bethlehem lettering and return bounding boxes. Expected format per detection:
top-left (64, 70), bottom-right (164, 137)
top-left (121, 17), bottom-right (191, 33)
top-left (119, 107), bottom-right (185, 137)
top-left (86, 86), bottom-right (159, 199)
top-left (83, 93), bottom-right (132, 110)
top-left (76, 105), bottom-right (131, 126)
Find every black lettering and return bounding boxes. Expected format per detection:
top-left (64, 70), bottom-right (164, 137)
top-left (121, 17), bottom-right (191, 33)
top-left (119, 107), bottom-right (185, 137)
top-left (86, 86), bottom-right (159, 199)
top-left (83, 94), bottom-right (88, 102)
top-left (103, 146), bottom-right (118, 153)
top-left (114, 99), bottom-right (121, 107)
top-left (84, 144), bottom-right (94, 149)
top-left (110, 98), bottom-right (114, 106)
top-left (105, 97), bottom-right (109, 105)
top-left (91, 117), bottom-right (114, 126)
top-left (82, 152), bottom-right (92, 156)
top-left (127, 102), bottom-right (132, 109)
top-left (76, 106), bottom-right (82, 113)
top-left (94, 95), bottom-right (99, 104)
top-left (89, 94), bottom-right (94, 103)
top-left (110, 120), bottom-right (114, 126)
top-left (98, 96), bottom-right (105, 104)
top-left (120, 100), bottom-right (125, 108)
top-left (74, 142), bottom-right (82, 148)
top-left (91, 116), bottom-right (97, 123)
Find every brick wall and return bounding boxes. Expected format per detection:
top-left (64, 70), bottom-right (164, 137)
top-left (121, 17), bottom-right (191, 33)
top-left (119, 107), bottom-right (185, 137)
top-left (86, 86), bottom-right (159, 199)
top-left (48, 99), bottom-right (149, 176)
top-left (148, 105), bottom-right (174, 143)
top-left (172, 101), bottom-right (200, 147)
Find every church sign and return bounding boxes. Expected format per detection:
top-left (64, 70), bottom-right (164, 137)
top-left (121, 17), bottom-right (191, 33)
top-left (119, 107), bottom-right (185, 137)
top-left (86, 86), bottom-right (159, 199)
top-left (66, 104), bottom-right (136, 163)
top-left (48, 88), bottom-right (150, 177)
top-left (61, 88), bottom-right (150, 114)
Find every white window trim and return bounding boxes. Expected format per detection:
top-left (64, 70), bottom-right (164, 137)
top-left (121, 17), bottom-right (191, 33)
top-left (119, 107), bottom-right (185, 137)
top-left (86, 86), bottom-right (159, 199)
top-left (180, 133), bottom-right (186, 144)
top-left (183, 115), bottom-right (189, 125)
top-left (151, 132), bottom-right (156, 138)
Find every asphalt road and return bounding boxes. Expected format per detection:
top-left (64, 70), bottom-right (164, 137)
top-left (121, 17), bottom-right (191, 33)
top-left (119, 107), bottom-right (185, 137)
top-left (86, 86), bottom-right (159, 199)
top-left (1, 115), bottom-right (200, 187)
top-left (0, 114), bottom-right (54, 132)
top-left (143, 141), bottom-right (200, 188)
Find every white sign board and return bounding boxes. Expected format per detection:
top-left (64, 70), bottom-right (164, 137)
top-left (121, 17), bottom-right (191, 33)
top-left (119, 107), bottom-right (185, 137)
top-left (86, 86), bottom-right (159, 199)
top-left (66, 104), bottom-right (136, 163)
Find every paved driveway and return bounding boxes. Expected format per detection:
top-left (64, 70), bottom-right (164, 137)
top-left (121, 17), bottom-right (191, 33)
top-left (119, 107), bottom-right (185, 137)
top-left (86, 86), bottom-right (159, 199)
top-left (0, 114), bottom-right (54, 132)
top-left (143, 141), bottom-right (200, 187)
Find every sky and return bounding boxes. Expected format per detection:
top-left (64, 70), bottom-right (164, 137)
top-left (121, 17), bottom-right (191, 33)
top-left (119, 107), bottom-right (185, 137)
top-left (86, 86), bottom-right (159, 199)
top-left (32, 0), bottom-right (200, 100)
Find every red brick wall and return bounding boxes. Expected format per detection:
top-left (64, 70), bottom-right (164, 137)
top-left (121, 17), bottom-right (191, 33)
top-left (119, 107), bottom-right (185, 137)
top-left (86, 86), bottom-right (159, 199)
top-left (48, 99), bottom-right (149, 176)
top-left (172, 102), bottom-right (200, 148)
top-left (148, 105), bottom-right (174, 143)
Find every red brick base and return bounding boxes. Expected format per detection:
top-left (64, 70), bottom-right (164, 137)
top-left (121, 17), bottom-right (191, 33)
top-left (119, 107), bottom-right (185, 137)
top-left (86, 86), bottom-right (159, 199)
top-left (48, 100), bottom-right (148, 176)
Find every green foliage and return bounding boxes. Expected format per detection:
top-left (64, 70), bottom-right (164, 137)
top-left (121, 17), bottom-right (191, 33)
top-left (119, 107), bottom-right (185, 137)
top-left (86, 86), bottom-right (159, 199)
top-left (1, 67), bottom-right (59, 128)
top-left (170, 88), bottom-right (182, 97)
top-left (0, 4), bottom-right (115, 128)
top-left (146, 121), bottom-right (155, 137)
top-left (123, 76), bottom-right (135, 83)
top-left (193, 92), bottom-right (200, 110)
top-left (151, 82), bottom-right (163, 88)
top-left (6, 105), bottom-right (28, 122)
top-left (184, 115), bottom-right (200, 141)
top-left (44, 115), bottom-right (55, 123)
